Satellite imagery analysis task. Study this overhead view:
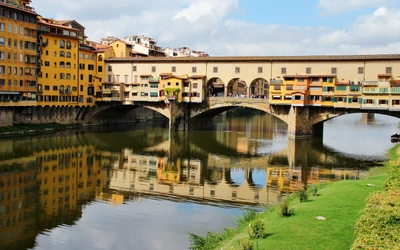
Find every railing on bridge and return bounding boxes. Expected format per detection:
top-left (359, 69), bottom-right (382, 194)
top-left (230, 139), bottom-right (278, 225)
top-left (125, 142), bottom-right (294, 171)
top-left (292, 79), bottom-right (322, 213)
top-left (209, 97), bottom-right (269, 104)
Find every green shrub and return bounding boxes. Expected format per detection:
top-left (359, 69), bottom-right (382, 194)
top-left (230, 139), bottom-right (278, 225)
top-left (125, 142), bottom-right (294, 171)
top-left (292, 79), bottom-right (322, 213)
top-left (241, 240), bottom-right (254, 250)
top-left (298, 188), bottom-right (309, 202)
top-left (278, 199), bottom-right (293, 217)
top-left (352, 190), bottom-right (400, 249)
top-left (238, 209), bottom-right (258, 227)
top-left (309, 184), bottom-right (318, 196)
top-left (248, 219), bottom-right (267, 239)
top-left (188, 228), bottom-right (233, 250)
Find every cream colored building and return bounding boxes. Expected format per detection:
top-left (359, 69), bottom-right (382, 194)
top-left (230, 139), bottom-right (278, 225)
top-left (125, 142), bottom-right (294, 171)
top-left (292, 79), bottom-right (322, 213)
top-left (104, 55), bottom-right (400, 110)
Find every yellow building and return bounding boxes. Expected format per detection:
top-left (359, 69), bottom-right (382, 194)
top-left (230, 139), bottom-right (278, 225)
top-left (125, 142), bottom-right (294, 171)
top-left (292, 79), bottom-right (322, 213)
top-left (0, 0), bottom-right (38, 106)
top-left (94, 44), bottom-right (115, 100)
top-left (109, 40), bottom-right (133, 58)
top-left (36, 16), bottom-right (80, 106)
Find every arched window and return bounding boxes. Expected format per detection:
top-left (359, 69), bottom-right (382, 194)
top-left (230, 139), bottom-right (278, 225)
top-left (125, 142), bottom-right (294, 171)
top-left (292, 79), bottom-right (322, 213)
top-left (60, 51), bottom-right (65, 57)
top-left (38, 84), bottom-right (42, 92)
top-left (60, 73), bottom-right (65, 79)
top-left (98, 55), bottom-right (103, 61)
top-left (60, 61), bottom-right (65, 68)
top-left (66, 62), bottom-right (71, 68)
top-left (60, 40), bottom-right (65, 48)
top-left (66, 41), bottom-right (71, 49)
top-left (66, 85), bottom-right (71, 93)
top-left (66, 73), bottom-right (71, 80)
top-left (54, 51), bottom-right (57, 57)
top-left (54, 62), bottom-right (57, 67)
top-left (60, 85), bottom-right (65, 93)
top-left (66, 52), bottom-right (71, 58)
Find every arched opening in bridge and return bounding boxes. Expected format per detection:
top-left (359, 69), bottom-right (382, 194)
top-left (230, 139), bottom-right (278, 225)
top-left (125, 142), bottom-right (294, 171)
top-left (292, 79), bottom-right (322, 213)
top-left (206, 77), bottom-right (225, 97)
top-left (227, 78), bottom-right (247, 97)
top-left (320, 113), bottom-right (400, 157)
top-left (250, 78), bottom-right (269, 99)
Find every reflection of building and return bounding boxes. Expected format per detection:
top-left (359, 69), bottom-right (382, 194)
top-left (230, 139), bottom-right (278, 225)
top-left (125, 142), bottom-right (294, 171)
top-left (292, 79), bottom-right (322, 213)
top-left (36, 145), bottom-right (104, 217)
top-left (0, 157), bottom-right (38, 249)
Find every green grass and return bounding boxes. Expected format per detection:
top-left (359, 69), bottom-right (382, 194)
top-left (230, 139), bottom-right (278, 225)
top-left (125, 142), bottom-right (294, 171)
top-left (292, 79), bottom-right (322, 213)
top-left (217, 172), bottom-right (387, 250)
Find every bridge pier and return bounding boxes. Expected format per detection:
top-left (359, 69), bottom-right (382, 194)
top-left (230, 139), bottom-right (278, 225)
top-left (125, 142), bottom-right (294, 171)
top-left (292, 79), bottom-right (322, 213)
top-left (287, 106), bottom-right (323, 138)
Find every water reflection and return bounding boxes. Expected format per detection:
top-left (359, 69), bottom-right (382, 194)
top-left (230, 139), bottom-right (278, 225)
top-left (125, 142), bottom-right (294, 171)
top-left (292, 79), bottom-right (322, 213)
top-left (0, 113), bottom-right (396, 249)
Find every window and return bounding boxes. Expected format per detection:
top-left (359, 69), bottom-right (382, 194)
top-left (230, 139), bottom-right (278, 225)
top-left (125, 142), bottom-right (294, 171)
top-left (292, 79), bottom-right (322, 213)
top-left (358, 67), bottom-right (364, 74)
top-left (151, 66), bottom-right (156, 73)
top-left (306, 67), bottom-right (311, 74)
top-left (0, 23), bottom-right (4, 31)
top-left (281, 67), bottom-right (286, 74)
top-left (132, 65), bottom-right (136, 71)
top-left (213, 67), bottom-right (218, 73)
top-left (66, 52), bottom-right (71, 58)
top-left (258, 67), bottom-right (263, 73)
top-left (59, 39), bottom-right (65, 48)
top-left (331, 67), bottom-right (337, 74)
top-left (0, 37), bottom-right (4, 46)
top-left (172, 66), bottom-right (176, 72)
top-left (192, 67), bottom-right (196, 73)
top-left (98, 66), bottom-right (103, 72)
top-left (386, 67), bottom-right (392, 74)
top-left (235, 67), bottom-right (240, 73)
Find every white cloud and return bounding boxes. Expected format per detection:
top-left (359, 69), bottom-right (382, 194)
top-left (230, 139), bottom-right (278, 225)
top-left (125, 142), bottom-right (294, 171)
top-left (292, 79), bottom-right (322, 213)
top-left (318, 0), bottom-right (397, 15)
top-left (31, 1), bottom-right (400, 56)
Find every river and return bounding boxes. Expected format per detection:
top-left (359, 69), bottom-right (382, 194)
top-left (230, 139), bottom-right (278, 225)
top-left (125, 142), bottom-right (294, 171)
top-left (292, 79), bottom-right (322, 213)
top-left (0, 112), bottom-right (398, 250)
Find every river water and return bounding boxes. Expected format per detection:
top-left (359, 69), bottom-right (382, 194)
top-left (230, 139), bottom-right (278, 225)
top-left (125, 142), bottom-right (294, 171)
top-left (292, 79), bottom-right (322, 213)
top-left (0, 112), bottom-right (398, 250)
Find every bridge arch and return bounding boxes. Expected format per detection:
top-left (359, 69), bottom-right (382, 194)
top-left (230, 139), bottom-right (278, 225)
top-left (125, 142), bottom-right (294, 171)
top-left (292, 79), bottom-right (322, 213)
top-left (206, 77), bottom-right (225, 97)
top-left (312, 110), bottom-right (400, 128)
top-left (227, 78), bottom-right (247, 97)
top-left (249, 78), bottom-right (269, 98)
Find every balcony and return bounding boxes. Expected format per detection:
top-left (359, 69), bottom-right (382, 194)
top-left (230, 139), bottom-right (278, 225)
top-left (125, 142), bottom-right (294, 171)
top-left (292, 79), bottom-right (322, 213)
top-left (362, 81), bottom-right (378, 86)
top-left (270, 79), bottom-right (283, 84)
top-left (149, 77), bottom-right (160, 83)
top-left (111, 86), bottom-right (120, 92)
top-left (0, 86), bottom-right (36, 92)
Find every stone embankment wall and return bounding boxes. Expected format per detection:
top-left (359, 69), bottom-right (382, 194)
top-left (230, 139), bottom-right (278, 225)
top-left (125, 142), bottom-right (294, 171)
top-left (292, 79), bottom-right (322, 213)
top-left (2, 106), bottom-right (164, 127)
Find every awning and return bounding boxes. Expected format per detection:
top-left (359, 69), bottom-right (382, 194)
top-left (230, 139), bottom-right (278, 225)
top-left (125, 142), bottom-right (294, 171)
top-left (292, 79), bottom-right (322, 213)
top-left (212, 83), bottom-right (224, 88)
top-left (132, 91), bottom-right (138, 93)
top-left (273, 95), bottom-right (281, 98)
top-left (0, 92), bottom-right (19, 95)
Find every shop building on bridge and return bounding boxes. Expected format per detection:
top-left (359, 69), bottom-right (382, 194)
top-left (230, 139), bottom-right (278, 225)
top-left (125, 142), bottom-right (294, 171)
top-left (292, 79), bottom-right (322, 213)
top-left (104, 55), bottom-right (400, 110)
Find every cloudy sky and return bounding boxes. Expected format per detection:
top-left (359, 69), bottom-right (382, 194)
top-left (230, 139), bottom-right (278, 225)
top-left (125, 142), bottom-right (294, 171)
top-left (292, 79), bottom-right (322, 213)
top-left (32, 0), bottom-right (400, 56)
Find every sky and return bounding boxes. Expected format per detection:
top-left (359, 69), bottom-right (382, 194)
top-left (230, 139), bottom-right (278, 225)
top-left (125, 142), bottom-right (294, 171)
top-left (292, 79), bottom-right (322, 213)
top-left (31, 0), bottom-right (400, 56)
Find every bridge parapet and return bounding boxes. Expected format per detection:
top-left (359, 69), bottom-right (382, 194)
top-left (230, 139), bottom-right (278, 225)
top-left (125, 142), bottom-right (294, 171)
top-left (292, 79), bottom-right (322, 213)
top-left (209, 97), bottom-right (269, 105)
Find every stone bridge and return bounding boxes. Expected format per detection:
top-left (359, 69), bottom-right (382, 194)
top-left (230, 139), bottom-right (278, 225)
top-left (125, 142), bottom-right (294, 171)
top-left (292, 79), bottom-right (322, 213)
top-left (90, 97), bottom-right (400, 138)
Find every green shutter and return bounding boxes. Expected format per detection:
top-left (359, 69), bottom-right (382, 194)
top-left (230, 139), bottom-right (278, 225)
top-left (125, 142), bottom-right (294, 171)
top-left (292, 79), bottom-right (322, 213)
top-left (322, 97), bottom-right (326, 102)
top-left (344, 97), bottom-right (347, 102)
top-left (323, 86), bottom-right (327, 92)
top-left (363, 99), bottom-right (366, 104)
top-left (358, 98), bottom-right (362, 103)
top-left (372, 100), bottom-right (376, 105)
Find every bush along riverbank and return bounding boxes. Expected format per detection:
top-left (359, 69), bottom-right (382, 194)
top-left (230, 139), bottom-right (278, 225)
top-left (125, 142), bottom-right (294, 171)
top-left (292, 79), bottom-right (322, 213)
top-left (352, 146), bottom-right (400, 250)
top-left (188, 168), bottom-right (389, 250)
top-left (0, 123), bottom-right (82, 136)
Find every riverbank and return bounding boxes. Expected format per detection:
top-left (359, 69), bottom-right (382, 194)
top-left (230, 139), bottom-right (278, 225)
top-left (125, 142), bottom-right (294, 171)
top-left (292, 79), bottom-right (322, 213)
top-left (0, 123), bottom-right (82, 136)
top-left (189, 167), bottom-right (388, 250)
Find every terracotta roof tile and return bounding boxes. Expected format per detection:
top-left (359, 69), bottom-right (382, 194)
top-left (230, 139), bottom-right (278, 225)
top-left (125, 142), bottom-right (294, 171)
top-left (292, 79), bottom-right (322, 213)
top-left (106, 54), bottom-right (400, 63)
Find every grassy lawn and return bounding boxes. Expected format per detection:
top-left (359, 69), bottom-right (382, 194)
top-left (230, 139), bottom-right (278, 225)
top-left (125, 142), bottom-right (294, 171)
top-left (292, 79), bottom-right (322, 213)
top-left (217, 170), bottom-right (387, 250)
